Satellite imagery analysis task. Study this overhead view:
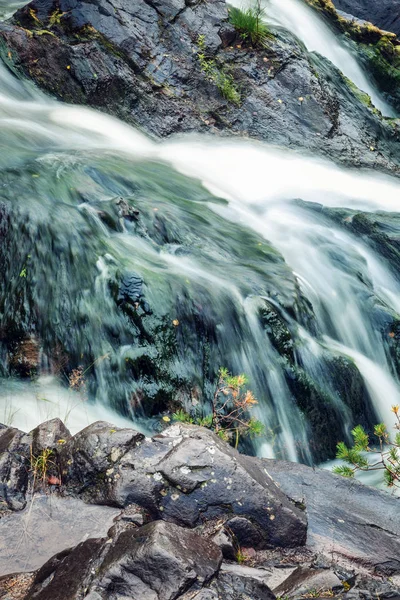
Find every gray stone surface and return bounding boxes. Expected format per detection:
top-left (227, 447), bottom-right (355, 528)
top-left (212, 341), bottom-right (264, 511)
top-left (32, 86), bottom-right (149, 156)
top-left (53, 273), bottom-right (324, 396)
top-left (0, 494), bottom-right (120, 576)
top-left (262, 458), bottom-right (400, 575)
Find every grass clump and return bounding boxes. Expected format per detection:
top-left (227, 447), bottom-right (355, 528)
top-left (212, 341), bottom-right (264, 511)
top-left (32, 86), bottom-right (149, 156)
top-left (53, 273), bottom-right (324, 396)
top-left (30, 447), bottom-right (58, 486)
top-left (228, 0), bottom-right (269, 47)
top-left (197, 35), bottom-right (241, 105)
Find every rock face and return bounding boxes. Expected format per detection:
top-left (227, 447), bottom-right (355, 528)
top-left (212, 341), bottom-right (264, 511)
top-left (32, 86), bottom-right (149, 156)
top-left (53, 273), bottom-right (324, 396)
top-left (0, 0), bottom-right (399, 173)
top-left (263, 458), bottom-right (400, 575)
top-left (333, 0), bottom-right (400, 37)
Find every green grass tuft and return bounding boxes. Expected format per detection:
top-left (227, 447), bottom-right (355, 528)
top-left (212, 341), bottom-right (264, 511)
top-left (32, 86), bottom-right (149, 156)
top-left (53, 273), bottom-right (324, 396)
top-left (228, 2), bottom-right (269, 47)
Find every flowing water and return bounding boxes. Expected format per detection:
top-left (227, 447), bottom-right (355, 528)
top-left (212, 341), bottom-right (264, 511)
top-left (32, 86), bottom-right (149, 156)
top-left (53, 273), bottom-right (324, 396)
top-left (230, 0), bottom-right (396, 117)
top-left (1, 2), bottom-right (400, 469)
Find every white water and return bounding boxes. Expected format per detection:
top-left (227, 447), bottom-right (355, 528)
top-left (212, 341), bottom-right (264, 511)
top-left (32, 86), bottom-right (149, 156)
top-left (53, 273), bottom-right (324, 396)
top-left (229, 0), bottom-right (395, 117)
top-left (1, 6), bottom-right (400, 469)
top-left (0, 376), bottom-right (148, 435)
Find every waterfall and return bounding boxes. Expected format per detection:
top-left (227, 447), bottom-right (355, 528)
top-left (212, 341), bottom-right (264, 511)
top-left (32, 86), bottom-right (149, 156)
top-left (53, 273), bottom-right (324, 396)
top-left (229, 0), bottom-right (396, 117)
top-left (1, 1), bottom-right (400, 465)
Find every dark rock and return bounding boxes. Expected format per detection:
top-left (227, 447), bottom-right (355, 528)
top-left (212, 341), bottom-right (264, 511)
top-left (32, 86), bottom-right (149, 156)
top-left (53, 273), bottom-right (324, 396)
top-left (0, 426), bottom-right (31, 511)
top-left (1, 0), bottom-right (400, 172)
top-left (57, 423), bottom-right (307, 549)
top-left (93, 521), bottom-right (222, 600)
top-left (30, 418), bottom-right (71, 455)
top-left (27, 520), bottom-right (223, 600)
top-left (115, 197), bottom-right (140, 221)
top-left (27, 537), bottom-right (104, 600)
top-left (59, 421), bottom-right (145, 493)
top-left (117, 272), bottom-right (144, 306)
top-left (332, 0), bottom-right (400, 37)
top-left (211, 565), bottom-right (276, 600)
top-left (225, 516), bottom-right (264, 549)
top-left (210, 528), bottom-right (236, 560)
top-left (262, 458), bottom-right (400, 575)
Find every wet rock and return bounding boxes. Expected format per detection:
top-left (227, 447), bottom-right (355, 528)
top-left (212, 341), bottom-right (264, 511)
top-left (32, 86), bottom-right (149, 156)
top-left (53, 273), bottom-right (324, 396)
top-left (332, 0), bottom-right (400, 36)
top-left (115, 198), bottom-right (140, 222)
top-left (59, 421), bottom-right (145, 493)
top-left (0, 426), bottom-right (31, 511)
top-left (1, 0), bottom-right (400, 172)
top-left (117, 272), bottom-right (144, 306)
top-left (27, 520), bottom-right (223, 600)
top-left (56, 422), bottom-right (307, 549)
top-left (30, 418), bottom-right (71, 455)
top-left (262, 458), bottom-right (400, 575)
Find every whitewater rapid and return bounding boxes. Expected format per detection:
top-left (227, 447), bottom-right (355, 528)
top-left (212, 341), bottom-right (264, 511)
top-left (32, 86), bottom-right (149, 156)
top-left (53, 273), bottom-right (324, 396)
top-left (1, 2), bottom-right (400, 470)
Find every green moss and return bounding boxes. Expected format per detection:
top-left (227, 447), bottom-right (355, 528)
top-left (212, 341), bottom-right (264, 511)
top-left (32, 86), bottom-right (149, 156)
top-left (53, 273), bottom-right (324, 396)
top-left (304, 0), bottom-right (400, 110)
top-left (197, 34), bottom-right (241, 105)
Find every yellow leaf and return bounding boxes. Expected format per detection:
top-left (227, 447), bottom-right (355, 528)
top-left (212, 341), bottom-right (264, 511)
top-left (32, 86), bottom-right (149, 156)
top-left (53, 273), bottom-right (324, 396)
top-left (162, 416), bottom-right (171, 422)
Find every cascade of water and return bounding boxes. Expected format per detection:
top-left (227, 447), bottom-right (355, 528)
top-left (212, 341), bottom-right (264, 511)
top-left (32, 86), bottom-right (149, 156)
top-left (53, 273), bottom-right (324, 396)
top-left (1, 4), bottom-right (400, 465)
top-left (229, 0), bottom-right (395, 117)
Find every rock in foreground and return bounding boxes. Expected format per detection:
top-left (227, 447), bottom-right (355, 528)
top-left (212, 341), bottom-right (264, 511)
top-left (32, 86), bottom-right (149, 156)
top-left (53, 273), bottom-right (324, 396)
top-left (1, 420), bottom-right (400, 600)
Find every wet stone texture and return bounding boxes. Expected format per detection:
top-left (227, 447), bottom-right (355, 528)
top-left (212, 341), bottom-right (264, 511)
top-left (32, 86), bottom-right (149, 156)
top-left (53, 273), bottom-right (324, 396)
top-left (1, 420), bottom-right (400, 599)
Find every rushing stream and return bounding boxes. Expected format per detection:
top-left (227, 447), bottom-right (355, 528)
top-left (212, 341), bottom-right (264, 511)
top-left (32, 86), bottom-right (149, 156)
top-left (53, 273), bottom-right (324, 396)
top-left (1, 1), bottom-right (400, 471)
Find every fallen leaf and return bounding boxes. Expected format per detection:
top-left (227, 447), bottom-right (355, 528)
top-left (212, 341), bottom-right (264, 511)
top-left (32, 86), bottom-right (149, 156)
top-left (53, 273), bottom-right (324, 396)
top-left (48, 476), bottom-right (61, 485)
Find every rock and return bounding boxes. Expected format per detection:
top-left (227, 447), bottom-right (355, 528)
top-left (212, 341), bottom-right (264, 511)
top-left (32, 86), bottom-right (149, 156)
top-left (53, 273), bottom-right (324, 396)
top-left (115, 198), bottom-right (140, 222)
top-left (41, 422), bottom-right (307, 549)
top-left (117, 272), bottom-right (144, 306)
top-left (332, 0), bottom-right (400, 37)
top-left (211, 565), bottom-right (275, 600)
top-left (30, 418), bottom-right (71, 455)
top-left (1, 0), bottom-right (400, 172)
top-left (113, 424), bottom-right (306, 548)
top-left (262, 458), bottom-right (400, 575)
top-left (225, 516), bottom-right (264, 549)
top-left (178, 591), bottom-right (218, 600)
top-left (0, 494), bottom-right (120, 576)
top-left (94, 521), bottom-right (222, 600)
top-left (28, 521), bottom-right (223, 600)
top-left (273, 567), bottom-right (342, 598)
top-left (27, 537), bottom-right (104, 600)
top-left (59, 421), bottom-right (145, 493)
top-left (0, 426), bottom-right (31, 511)
top-left (210, 528), bottom-right (236, 560)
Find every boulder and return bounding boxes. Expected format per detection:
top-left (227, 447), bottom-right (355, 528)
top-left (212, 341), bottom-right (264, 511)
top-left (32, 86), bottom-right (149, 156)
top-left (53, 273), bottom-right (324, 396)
top-left (60, 422), bottom-right (307, 549)
top-left (30, 418), bottom-right (71, 455)
top-left (27, 521), bottom-right (223, 600)
top-left (0, 426), bottom-right (31, 511)
top-left (59, 420), bottom-right (145, 493)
